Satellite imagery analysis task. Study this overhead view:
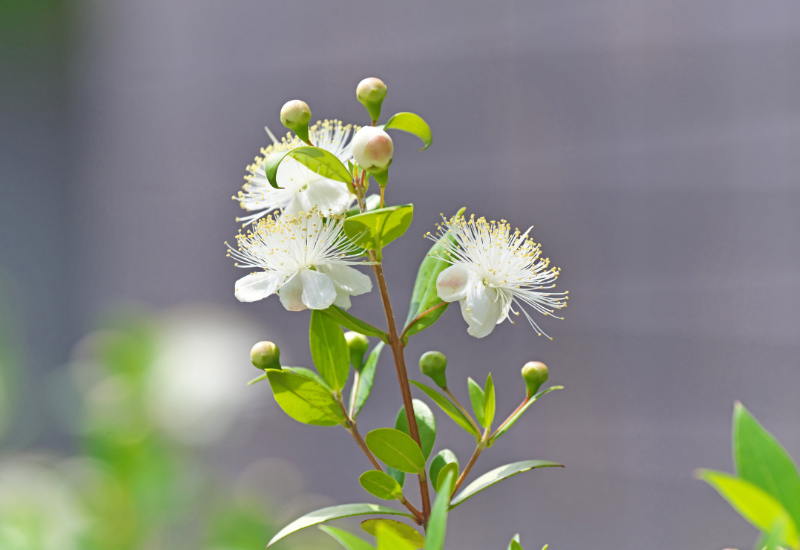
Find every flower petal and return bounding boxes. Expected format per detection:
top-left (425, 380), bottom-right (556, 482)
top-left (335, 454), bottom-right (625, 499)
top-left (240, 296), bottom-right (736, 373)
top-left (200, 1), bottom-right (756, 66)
top-left (459, 279), bottom-right (503, 338)
top-left (234, 272), bottom-right (282, 303)
top-left (301, 179), bottom-right (353, 216)
top-left (436, 264), bottom-right (472, 302)
top-left (332, 287), bottom-right (352, 309)
top-left (299, 268), bottom-right (337, 310)
top-left (282, 194), bottom-right (304, 217)
top-left (319, 264), bottom-right (372, 296)
top-left (278, 271), bottom-right (306, 311)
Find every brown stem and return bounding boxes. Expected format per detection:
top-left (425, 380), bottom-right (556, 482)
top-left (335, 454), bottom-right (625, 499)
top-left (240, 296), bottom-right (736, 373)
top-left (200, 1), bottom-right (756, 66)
top-left (453, 441), bottom-right (485, 496)
top-left (399, 497), bottom-right (424, 525)
top-left (445, 387), bottom-right (482, 435)
top-left (348, 423), bottom-right (383, 472)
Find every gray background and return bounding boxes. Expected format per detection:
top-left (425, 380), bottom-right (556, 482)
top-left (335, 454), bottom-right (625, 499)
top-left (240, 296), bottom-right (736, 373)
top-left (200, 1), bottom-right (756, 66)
top-left (3, 0), bottom-right (800, 548)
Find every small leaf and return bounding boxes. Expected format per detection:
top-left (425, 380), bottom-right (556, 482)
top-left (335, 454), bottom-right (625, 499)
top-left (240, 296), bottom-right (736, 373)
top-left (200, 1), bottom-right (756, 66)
top-left (320, 526), bottom-right (377, 550)
top-left (376, 524), bottom-right (417, 550)
top-left (425, 465), bottom-right (455, 550)
top-left (410, 381), bottom-right (481, 440)
top-left (395, 399), bottom-right (436, 459)
top-left (510, 541), bottom-right (524, 550)
top-left (310, 310), bottom-right (350, 391)
top-left (506, 534), bottom-right (521, 550)
top-left (387, 467), bottom-right (405, 489)
top-left (449, 460), bottom-right (564, 509)
top-left (490, 386), bottom-right (563, 444)
top-left (343, 205), bottom-right (414, 261)
top-left (283, 366), bottom-right (331, 391)
top-left (734, 403), bottom-right (800, 530)
top-left (352, 342), bottom-right (385, 418)
top-left (365, 428), bottom-right (426, 474)
top-left (401, 303), bottom-right (449, 346)
top-left (265, 146), bottom-right (352, 189)
top-left (268, 504), bottom-right (412, 547)
top-left (698, 469), bottom-right (799, 548)
top-left (371, 168), bottom-right (389, 186)
top-left (320, 306), bottom-right (390, 344)
top-left (359, 470), bottom-right (404, 501)
top-left (379, 112), bottom-right (432, 151)
top-left (467, 378), bottom-right (485, 428)
top-left (429, 449), bottom-right (459, 491)
top-left (362, 520), bottom-right (425, 549)
top-left (435, 462), bottom-right (459, 496)
top-left (247, 372), bottom-right (269, 385)
top-left (483, 374), bottom-right (496, 429)
top-left (266, 370), bottom-right (346, 427)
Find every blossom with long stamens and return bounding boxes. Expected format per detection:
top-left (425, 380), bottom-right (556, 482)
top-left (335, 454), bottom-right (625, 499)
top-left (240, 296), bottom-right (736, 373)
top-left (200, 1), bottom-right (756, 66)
top-left (227, 209), bottom-right (373, 311)
top-left (234, 120), bottom-right (357, 225)
top-left (427, 214), bottom-right (568, 339)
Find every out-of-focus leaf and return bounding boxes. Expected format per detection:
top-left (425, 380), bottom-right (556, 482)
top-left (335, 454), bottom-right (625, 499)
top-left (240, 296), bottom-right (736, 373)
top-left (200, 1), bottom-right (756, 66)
top-left (352, 342), bottom-right (385, 418)
top-left (379, 113), bottom-right (432, 151)
top-left (435, 462), bottom-right (458, 496)
top-left (483, 374), bottom-right (496, 429)
top-left (283, 366), bottom-right (331, 391)
top-left (265, 370), bottom-right (346, 427)
top-left (319, 526), bottom-right (377, 550)
top-left (409, 381), bottom-right (480, 440)
top-left (365, 428), bottom-right (426, 474)
top-left (343, 205), bottom-right (414, 261)
top-left (362, 519), bottom-right (425, 549)
top-left (490, 387), bottom-right (563, 445)
top-left (265, 146), bottom-right (351, 189)
top-left (359, 470), bottom-right (404, 501)
top-left (387, 467), bottom-right (405, 489)
top-left (425, 466), bottom-right (455, 550)
top-left (309, 310), bottom-right (350, 391)
top-left (429, 449), bottom-right (459, 492)
top-left (320, 306), bottom-right (389, 344)
top-left (449, 460), bottom-right (564, 509)
top-left (467, 378), bottom-right (485, 428)
top-left (506, 534), bottom-right (521, 550)
top-left (395, 399), bottom-right (436, 459)
top-left (376, 524), bottom-right (417, 550)
top-left (510, 541), bottom-right (524, 550)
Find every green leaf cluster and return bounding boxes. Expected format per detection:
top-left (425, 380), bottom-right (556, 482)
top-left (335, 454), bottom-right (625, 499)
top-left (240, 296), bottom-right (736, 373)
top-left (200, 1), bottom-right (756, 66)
top-left (344, 205), bottom-right (414, 261)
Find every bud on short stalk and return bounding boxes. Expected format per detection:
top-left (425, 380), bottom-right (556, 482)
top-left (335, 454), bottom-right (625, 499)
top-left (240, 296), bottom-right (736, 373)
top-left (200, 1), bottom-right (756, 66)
top-left (419, 351), bottom-right (448, 389)
top-left (521, 361), bottom-right (548, 397)
top-left (279, 99), bottom-right (312, 144)
top-left (345, 331), bottom-right (370, 372)
top-left (251, 341), bottom-right (281, 371)
top-left (356, 77), bottom-right (387, 123)
top-left (351, 127), bottom-right (393, 173)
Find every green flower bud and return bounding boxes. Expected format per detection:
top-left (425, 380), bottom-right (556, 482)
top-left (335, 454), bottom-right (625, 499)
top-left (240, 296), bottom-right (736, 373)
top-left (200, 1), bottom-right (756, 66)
top-left (279, 99), bottom-right (312, 143)
top-left (345, 331), bottom-right (369, 372)
top-left (351, 126), bottom-right (393, 173)
top-left (419, 351), bottom-right (447, 389)
top-left (356, 77), bottom-right (387, 122)
top-left (521, 361), bottom-right (548, 397)
top-left (250, 341), bottom-right (281, 371)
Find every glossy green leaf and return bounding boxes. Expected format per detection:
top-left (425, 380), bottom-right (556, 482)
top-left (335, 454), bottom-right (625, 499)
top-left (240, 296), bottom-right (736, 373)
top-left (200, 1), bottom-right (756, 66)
top-left (321, 306), bottom-right (389, 343)
top-left (376, 524), bottom-right (417, 550)
top-left (435, 462), bottom-right (458, 496)
top-left (310, 310), bottom-right (350, 391)
top-left (425, 466), bottom-right (455, 550)
top-left (490, 386), bottom-right (563, 444)
top-left (283, 366), bottom-right (331, 391)
top-left (343, 205), bottom-right (414, 261)
top-left (266, 370), bottom-right (346, 427)
top-left (362, 520), bottom-right (425, 549)
top-left (410, 380), bottom-right (480, 440)
top-left (365, 428), bottom-right (426, 474)
top-left (267, 504), bottom-right (412, 547)
top-left (265, 146), bottom-right (352, 190)
top-left (371, 168), bottom-right (389, 187)
top-left (429, 449), bottom-right (459, 491)
top-left (359, 470), bottom-right (404, 501)
top-left (320, 526), bottom-right (377, 550)
top-left (449, 460), bottom-right (564, 509)
top-left (387, 467), bottom-right (405, 489)
top-left (699, 470), bottom-right (799, 548)
top-left (483, 374), bottom-right (496, 429)
top-left (395, 399), bottom-right (436, 459)
top-left (379, 112), bottom-right (432, 151)
top-left (467, 378), bottom-right (485, 428)
top-left (352, 342), bottom-right (385, 418)
top-left (734, 403), bottom-right (800, 529)
top-left (506, 534), bottom-right (521, 550)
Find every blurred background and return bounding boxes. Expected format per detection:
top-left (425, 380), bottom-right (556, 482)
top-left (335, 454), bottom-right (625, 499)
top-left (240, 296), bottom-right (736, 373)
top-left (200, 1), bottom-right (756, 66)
top-left (1, 0), bottom-right (799, 548)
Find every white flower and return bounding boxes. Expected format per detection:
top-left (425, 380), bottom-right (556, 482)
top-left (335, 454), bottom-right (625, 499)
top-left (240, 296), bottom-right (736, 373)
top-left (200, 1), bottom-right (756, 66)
top-left (428, 214), bottom-right (568, 339)
top-left (227, 209), bottom-right (373, 311)
top-left (235, 120), bottom-right (357, 225)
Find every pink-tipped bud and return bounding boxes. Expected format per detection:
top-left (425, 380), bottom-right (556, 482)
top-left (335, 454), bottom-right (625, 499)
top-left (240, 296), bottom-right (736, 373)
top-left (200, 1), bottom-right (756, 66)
top-left (352, 126), bottom-right (394, 172)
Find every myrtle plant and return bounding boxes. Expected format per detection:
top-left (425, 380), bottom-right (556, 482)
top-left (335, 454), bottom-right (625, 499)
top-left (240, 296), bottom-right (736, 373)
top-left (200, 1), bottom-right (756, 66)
top-left (226, 77), bottom-right (569, 550)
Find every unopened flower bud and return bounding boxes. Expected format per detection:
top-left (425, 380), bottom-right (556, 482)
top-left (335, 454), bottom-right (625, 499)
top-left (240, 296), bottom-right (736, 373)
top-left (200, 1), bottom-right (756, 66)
top-left (250, 341), bottom-right (281, 371)
top-left (521, 361), bottom-right (548, 397)
top-left (356, 77), bottom-right (387, 122)
top-left (351, 127), bottom-right (393, 173)
top-left (279, 100), bottom-right (312, 143)
top-left (419, 351), bottom-right (447, 389)
top-left (345, 331), bottom-right (370, 372)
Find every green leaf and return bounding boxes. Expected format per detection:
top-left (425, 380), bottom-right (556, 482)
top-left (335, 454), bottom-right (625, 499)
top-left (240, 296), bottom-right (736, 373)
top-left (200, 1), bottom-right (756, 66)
top-left (283, 366), bottom-right (331, 391)
top-left (395, 399), bottom-right (436, 459)
top-left (734, 403), bottom-right (800, 530)
top-left (321, 306), bottom-right (389, 344)
top-left (362, 520), bottom-right (425, 549)
top-left (449, 460), bottom-right (564, 509)
top-left (365, 428), bottom-right (426, 474)
top-left (490, 386), bottom-right (563, 444)
top-left (467, 378), bottom-right (485, 428)
top-left (429, 449), bottom-right (459, 491)
top-left (387, 467), bottom-right (405, 489)
top-left (346, 194), bottom-right (382, 217)
top-left (698, 469), bottom-right (799, 548)
top-left (376, 524), bottom-right (417, 550)
top-left (401, 303), bottom-right (449, 346)
top-left (379, 112), bottom-right (432, 151)
top-left (409, 380), bottom-right (481, 441)
top-left (343, 204), bottom-right (414, 261)
top-left (265, 370), bottom-right (346, 427)
top-left (359, 470), bottom-right (404, 501)
top-left (264, 146), bottom-right (352, 190)
top-left (371, 168), bottom-right (389, 187)
top-left (352, 342), bottom-right (385, 418)
top-left (247, 372), bottom-right (269, 386)
top-left (319, 526), bottom-right (377, 550)
top-left (483, 374), bottom-right (496, 429)
top-left (510, 542), bottom-right (524, 550)
top-left (267, 504), bottom-right (412, 547)
top-left (435, 462), bottom-right (459, 496)
top-left (506, 534), bottom-right (521, 550)
top-left (310, 310), bottom-right (350, 391)
top-left (425, 465), bottom-right (455, 550)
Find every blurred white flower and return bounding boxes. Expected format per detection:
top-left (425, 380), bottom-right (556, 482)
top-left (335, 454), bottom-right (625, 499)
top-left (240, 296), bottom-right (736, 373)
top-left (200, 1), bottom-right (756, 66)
top-left (235, 120), bottom-right (357, 224)
top-left (227, 209), bottom-right (373, 311)
top-left (429, 214), bottom-right (568, 338)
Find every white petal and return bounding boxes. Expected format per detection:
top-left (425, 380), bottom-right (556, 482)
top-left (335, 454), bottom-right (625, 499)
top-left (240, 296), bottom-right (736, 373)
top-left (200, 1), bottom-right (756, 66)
top-left (459, 279), bottom-right (503, 338)
top-left (320, 264), bottom-right (372, 296)
top-left (302, 179), bottom-right (353, 216)
top-left (282, 194), bottom-right (304, 216)
top-left (332, 287), bottom-right (352, 309)
top-left (278, 272), bottom-right (307, 311)
top-left (300, 268), bottom-right (337, 310)
top-left (496, 291), bottom-right (513, 324)
top-left (234, 272), bottom-right (282, 303)
top-left (436, 264), bottom-right (472, 302)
